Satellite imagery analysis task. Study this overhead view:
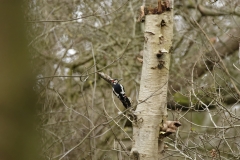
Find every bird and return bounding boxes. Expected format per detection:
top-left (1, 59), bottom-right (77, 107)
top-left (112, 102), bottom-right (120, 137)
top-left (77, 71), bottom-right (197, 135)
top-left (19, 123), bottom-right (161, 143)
top-left (111, 79), bottom-right (131, 109)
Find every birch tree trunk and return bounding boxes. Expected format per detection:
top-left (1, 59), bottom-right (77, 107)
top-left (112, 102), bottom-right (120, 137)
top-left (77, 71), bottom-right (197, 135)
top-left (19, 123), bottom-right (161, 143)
top-left (131, 8), bottom-right (173, 160)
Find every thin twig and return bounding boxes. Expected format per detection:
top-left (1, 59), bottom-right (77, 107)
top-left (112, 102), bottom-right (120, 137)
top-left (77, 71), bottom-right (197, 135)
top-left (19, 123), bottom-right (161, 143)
top-left (27, 1), bottom-right (129, 23)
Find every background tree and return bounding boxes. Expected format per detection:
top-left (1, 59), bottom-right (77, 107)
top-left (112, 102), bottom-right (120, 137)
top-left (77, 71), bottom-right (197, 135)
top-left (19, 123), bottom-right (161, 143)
top-left (0, 1), bottom-right (39, 160)
top-left (26, 0), bottom-right (240, 159)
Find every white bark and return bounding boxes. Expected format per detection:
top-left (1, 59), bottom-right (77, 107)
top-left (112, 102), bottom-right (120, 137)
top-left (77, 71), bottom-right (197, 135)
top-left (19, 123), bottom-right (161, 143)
top-left (131, 11), bottom-right (173, 160)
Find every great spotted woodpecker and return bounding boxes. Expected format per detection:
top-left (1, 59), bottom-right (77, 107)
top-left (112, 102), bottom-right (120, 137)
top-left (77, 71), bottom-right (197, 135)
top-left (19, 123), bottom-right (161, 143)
top-left (111, 79), bottom-right (131, 109)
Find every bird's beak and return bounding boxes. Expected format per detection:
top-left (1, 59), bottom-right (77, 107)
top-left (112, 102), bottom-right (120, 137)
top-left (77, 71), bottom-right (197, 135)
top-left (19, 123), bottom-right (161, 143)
top-left (118, 79), bottom-right (122, 82)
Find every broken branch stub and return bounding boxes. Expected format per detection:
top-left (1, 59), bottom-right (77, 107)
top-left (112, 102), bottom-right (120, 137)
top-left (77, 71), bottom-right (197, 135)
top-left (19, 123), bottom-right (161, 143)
top-left (97, 72), bottom-right (113, 84)
top-left (160, 120), bottom-right (181, 137)
top-left (138, 0), bottom-right (173, 22)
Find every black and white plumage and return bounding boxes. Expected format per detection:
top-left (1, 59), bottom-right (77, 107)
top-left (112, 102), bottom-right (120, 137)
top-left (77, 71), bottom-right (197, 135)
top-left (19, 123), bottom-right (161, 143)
top-left (111, 79), bottom-right (131, 109)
